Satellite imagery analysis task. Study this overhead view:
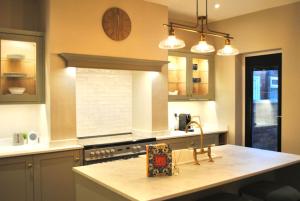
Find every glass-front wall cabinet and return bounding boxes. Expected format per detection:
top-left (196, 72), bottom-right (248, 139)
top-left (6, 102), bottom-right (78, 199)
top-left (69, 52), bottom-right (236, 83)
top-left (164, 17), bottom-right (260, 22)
top-left (168, 52), bottom-right (214, 101)
top-left (0, 30), bottom-right (44, 103)
top-left (168, 55), bottom-right (187, 96)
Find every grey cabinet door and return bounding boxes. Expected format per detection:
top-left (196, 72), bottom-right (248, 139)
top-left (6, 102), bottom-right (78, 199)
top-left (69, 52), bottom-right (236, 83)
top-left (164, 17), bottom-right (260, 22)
top-left (33, 150), bottom-right (82, 201)
top-left (0, 156), bottom-right (34, 201)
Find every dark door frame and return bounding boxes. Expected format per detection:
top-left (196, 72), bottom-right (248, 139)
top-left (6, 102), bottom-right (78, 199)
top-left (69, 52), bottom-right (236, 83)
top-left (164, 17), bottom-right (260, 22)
top-left (245, 53), bottom-right (282, 151)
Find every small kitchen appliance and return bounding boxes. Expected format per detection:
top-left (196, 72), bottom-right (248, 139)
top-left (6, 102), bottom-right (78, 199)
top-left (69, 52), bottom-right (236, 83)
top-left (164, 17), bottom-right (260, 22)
top-left (179, 114), bottom-right (191, 131)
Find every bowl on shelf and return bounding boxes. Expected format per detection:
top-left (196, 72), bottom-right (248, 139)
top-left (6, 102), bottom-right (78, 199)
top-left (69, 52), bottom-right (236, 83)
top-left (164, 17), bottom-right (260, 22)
top-left (7, 54), bottom-right (25, 60)
top-left (8, 87), bottom-right (26, 95)
top-left (168, 90), bottom-right (179, 95)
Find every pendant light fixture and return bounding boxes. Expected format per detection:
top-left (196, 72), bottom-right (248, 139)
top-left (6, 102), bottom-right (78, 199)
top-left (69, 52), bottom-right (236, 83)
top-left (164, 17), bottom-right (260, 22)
top-left (159, 25), bottom-right (185, 49)
top-left (158, 0), bottom-right (239, 56)
top-left (217, 39), bottom-right (239, 56)
top-left (191, 34), bottom-right (215, 53)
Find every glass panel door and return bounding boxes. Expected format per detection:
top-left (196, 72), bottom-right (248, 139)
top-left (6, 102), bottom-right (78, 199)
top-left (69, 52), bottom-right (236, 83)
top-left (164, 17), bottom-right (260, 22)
top-left (191, 58), bottom-right (209, 96)
top-left (245, 53), bottom-right (282, 151)
top-left (168, 55), bottom-right (187, 97)
top-left (0, 39), bottom-right (37, 97)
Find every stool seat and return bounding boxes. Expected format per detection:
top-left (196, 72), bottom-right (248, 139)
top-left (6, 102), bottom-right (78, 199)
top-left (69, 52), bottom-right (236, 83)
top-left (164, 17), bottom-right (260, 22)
top-left (201, 192), bottom-right (248, 201)
top-left (239, 181), bottom-right (300, 201)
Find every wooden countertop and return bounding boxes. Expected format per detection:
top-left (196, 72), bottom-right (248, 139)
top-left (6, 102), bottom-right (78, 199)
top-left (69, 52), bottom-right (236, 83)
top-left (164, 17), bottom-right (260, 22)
top-left (73, 145), bottom-right (300, 201)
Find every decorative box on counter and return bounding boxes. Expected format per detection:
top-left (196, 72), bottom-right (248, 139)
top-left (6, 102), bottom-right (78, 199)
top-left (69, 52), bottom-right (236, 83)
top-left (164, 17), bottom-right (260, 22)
top-left (146, 143), bottom-right (172, 177)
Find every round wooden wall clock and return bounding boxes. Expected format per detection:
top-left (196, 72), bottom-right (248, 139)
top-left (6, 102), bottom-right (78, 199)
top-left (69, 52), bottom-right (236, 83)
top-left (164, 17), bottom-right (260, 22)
top-left (102, 7), bottom-right (132, 41)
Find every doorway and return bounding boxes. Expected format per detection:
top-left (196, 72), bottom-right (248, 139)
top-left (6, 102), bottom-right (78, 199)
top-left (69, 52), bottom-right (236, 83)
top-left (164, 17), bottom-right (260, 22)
top-left (245, 53), bottom-right (282, 151)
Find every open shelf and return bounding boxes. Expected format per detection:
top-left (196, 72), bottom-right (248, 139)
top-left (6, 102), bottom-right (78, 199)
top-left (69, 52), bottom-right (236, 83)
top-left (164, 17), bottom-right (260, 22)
top-left (2, 72), bottom-right (27, 78)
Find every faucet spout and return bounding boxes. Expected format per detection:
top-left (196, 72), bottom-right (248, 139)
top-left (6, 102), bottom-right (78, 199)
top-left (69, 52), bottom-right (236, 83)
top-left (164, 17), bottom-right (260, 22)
top-left (185, 121), bottom-right (214, 165)
top-left (185, 121), bottom-right (205, 153)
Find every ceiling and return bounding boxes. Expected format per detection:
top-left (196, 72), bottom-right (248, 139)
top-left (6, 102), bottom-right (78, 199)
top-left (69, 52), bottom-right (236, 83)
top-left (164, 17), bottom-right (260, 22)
top-left (145, 0), bottom-right (300, 22)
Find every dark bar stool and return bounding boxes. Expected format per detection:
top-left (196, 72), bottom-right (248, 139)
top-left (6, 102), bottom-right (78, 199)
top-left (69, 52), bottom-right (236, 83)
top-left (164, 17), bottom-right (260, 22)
top-left (200, 192), bottom-right (249, 201)
top-left (239, 181), bottom-right (300, 201)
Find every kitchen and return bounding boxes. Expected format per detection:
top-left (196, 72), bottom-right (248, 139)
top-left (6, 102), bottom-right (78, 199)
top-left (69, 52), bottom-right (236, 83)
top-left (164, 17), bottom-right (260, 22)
top-left (0, 0), bottom-right (300, 201)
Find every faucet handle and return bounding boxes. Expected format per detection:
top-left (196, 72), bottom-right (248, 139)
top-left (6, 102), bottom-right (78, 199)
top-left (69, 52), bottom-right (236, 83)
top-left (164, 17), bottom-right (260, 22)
top-left (190, 141), bottom-right (195, 148)
top-left (207, 144), bottom-right (214, 162)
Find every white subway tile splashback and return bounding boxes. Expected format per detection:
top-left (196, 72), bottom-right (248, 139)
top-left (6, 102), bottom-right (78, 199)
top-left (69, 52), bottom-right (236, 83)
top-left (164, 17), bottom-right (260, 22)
top-left (76, 68), bottom-right (132, 138)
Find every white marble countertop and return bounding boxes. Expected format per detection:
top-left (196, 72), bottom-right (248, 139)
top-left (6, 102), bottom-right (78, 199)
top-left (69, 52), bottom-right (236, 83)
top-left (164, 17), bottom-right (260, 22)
top-left (77, 133), bottom-right (155, 146)
top-left (154, 127), bottom-right (228, 140)
top-left (0, 141), bottom-right (82, 159)
top-left (0, 127), bottom-right (227, 158)
top-left (78, 127), bottom-right (228, 146)
top-left (73, 145), bottom-right (300, 201)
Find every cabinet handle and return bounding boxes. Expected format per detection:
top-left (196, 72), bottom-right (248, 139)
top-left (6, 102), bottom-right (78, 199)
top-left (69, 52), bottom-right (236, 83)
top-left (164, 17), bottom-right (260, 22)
top-left (27, 162), bottom-right (34, 179)
top-left (27, 163), bottom-right (33, 168)
top-left (74, 157), bottom-right (80, 162)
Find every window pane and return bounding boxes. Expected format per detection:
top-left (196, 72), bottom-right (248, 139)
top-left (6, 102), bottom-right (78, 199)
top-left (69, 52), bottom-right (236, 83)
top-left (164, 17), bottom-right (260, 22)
top-left (168, 56), bottom-right (186, 96)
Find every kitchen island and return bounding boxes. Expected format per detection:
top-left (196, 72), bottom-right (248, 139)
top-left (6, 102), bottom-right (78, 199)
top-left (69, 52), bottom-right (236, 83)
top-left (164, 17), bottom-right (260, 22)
top-left (73, 145), bottom-right (300, 201)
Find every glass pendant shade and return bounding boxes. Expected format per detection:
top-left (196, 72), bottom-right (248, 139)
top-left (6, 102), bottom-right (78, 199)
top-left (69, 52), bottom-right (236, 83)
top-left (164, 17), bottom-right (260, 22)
top-left (217, 39), bottom-right (239, 56)
top-left (190, 34), bottom-right (215, 53)
top-left (191, 40), bottom-right (215, 53)
top-left (159, 35), bottom-right (185, 50)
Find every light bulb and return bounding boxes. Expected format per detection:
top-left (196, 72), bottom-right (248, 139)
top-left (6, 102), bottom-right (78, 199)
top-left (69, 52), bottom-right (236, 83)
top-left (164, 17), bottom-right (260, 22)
top-left (217, 39), bottom-right (239, 56)
top-left (191, 35), bottom-right (215, 53)
top-left (159, 35), bottom-right (185, 49)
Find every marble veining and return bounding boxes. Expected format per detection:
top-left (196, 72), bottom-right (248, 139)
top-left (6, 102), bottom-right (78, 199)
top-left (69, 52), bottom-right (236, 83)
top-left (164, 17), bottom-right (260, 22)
top-left (73, 145), bottom-right (300, 201)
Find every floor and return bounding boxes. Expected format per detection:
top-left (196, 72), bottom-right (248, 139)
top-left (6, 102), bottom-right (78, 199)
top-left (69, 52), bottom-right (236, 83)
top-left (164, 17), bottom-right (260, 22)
top-left (252, 125), bottom-right (278, 151)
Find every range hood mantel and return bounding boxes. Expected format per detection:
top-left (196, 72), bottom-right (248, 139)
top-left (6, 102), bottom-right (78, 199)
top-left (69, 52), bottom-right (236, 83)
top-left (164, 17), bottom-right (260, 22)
top-left (59, 53), bottom-right (168, 72)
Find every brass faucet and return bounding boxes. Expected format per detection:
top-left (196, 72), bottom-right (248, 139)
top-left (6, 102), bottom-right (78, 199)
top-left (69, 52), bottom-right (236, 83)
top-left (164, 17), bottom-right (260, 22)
top-left (185, 121), bottom-right (214, 165)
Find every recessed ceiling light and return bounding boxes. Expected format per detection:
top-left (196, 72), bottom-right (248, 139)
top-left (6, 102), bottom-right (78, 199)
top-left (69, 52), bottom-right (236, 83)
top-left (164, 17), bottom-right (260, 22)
top-left (214, 3), bottom-right (220, 9)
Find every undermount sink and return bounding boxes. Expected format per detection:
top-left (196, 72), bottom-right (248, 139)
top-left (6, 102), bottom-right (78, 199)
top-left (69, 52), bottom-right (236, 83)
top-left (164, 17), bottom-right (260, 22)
top-left (172, 148), bottom-right (221, 165)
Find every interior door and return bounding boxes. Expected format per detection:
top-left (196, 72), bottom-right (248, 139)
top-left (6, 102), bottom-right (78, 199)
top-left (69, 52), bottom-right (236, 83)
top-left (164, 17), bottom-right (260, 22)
top-left (245, 53), bottom-right (282, 151)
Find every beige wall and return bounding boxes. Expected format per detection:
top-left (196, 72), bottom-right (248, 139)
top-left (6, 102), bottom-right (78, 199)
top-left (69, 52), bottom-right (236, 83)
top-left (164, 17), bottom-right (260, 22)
top-left (45, 0), bottom-right (168, 140)
top-left (214, 56), bottom-right (236, 144)
top-left (210, 2), bottom-right (300, 154)
top-left (152, 66), bottom-right (168, 131)
top-left (132, 72), bottom-right (153, 132)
